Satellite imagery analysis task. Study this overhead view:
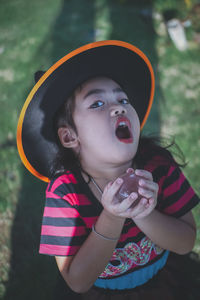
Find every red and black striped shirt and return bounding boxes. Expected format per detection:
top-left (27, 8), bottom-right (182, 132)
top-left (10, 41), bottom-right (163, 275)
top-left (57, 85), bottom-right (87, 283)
top-left (40, 155), bottom-right (199, 256)
top-left (39, 155), bottom-right (199, 288)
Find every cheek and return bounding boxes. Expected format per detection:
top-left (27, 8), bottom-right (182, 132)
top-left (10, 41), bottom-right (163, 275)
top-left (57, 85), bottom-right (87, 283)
top-left (135, 118), bottom-right (141, 136)
top-left (74, 116), bottom-right (98, 143)
top-left (131, 109), bottom-right (140, 133)
top-left (73, 109), bottom-right (87, 134)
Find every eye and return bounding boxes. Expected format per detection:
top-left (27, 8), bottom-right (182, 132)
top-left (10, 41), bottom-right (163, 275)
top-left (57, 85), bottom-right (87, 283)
top-left (89, 100), bottom-right (104, 109)
top-left (118, 98), bottom-right (130, 105)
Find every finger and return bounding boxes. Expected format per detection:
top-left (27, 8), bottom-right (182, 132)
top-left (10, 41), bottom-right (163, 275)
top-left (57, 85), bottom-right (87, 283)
top-left (139, 180), bottom-right (158, 193)
top-left (149, 198), bottom-right (155, 205)
top-left (119, 197), bottom-right (153, 219)
top-left (128, 197), bottom-right (148, 217)
top-left (116, 192), bottom-right (138, 211)
top-left (147, 198), bottom-right (157, 209)
top-left (133, 205), bottom-right (154, 219)
top-left (137, 198), bottom-right (156, 215)
top-left (138, 187), bottom-right (154, 199)
top-left (104, 181), bottom-right (113, 192)
top-left (126, 168), bottom-right (134, 174)
top-left (135, 169), bottom-right (153, 180)
top-left (103, 177), bottom-right (123, 198)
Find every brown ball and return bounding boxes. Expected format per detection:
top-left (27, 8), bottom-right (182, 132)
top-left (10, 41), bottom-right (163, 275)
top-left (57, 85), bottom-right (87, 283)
top-left (116, 172), bottom-right (145, 207)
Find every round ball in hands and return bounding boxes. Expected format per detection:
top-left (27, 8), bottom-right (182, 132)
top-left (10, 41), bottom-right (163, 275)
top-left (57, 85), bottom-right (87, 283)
top-left (116, 171), bottom-right (145, 207)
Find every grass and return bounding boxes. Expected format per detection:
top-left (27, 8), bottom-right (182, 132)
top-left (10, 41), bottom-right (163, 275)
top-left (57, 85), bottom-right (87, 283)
top-left (152, 1), bottom-right (200, 251)
top-left (0, 0), bottom-right (200, 299)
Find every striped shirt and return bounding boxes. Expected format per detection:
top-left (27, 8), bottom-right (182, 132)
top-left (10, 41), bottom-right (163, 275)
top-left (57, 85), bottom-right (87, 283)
top-left (39, 155), bottom-right (199, 289)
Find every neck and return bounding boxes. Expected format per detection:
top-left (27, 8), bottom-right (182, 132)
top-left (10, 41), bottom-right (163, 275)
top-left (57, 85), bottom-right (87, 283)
top-left (81, 160), bottom-right (134, 191)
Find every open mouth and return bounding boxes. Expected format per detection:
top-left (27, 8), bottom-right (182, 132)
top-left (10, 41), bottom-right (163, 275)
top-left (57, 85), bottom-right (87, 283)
top-left (115, 118), bottom-right (133, 144)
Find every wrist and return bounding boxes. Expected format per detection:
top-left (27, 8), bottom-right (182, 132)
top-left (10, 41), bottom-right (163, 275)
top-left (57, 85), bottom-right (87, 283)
top-left (94, 209), bottom-right (125, 240)
top-left (102, 208), bottom-right (126, 223)
top-left (92, 224), bottom-right (120, 241)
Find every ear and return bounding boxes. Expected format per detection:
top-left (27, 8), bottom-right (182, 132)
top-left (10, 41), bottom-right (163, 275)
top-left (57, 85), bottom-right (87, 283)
top-left (57, 127), bottom-right (79, 149)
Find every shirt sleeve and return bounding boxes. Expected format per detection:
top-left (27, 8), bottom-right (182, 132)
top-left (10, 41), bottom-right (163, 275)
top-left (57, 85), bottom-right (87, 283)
top-left (39, 175), bottom-right (88, 256)
top-left (158, 165), bottom-right (200, 217)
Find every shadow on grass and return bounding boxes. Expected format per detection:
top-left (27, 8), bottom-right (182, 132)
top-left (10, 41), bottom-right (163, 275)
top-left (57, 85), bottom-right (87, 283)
top-left (4, 1), bottom-right (95, 299)
top-left (3, 0), bottom-right (200, 299)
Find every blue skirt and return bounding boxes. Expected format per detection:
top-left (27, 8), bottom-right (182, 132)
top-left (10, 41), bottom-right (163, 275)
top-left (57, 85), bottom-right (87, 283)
top-left (81, 252), bottom-right (195, 300)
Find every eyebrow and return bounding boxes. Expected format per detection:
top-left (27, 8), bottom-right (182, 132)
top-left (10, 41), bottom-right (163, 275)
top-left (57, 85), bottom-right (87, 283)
top-left (83, 87), bottom-right (124, 99)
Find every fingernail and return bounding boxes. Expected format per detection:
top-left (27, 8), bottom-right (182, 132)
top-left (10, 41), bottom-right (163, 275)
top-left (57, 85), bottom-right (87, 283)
top-left (127, 168), bottom-right (134, 173)
top-left (139, 179), bottom-right (145, 186)
top-left (131, 193), bottom-right (137, 199)
top-left (142, 198), bottom-right (147, 204)
top-left (117, 178), bottom-right (123, 184)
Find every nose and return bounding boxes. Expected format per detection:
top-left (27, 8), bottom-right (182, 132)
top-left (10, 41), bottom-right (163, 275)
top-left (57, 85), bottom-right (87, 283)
top-left (110, 104), bottom-right (127, 117)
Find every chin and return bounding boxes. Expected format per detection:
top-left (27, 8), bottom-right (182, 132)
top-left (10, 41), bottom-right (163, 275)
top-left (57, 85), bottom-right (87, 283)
top-left (112, 148), bottom-right (136, 164)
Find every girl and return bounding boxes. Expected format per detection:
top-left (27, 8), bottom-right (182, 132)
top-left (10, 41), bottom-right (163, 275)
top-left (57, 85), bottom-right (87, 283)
top-left (17, 40), bottom-right (199, 299)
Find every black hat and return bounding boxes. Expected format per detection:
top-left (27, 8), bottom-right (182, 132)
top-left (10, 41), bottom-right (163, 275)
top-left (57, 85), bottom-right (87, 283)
top-left (17, 40), bottom-right (155, 182)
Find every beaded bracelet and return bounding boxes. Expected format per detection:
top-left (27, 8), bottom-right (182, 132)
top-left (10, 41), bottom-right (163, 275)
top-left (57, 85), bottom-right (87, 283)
top-left (92, 224), bottom-right (120, 241)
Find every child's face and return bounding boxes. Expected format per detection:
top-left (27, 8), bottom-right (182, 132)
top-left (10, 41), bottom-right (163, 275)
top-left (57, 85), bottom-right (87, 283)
top-left (72, 77), bottom-right (140, 168)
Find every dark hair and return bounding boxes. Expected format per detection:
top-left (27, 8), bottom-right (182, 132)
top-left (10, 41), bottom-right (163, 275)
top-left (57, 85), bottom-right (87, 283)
top-left (134, 135), bottom-right (186, 169)
top-left (50, 91), bottom-right (79, 178)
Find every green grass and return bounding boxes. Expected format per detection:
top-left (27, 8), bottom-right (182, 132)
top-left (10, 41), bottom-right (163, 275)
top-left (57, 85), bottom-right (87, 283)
top-left (0, 0), bottom-right (200, 299)
top-left (152, 6), bottom-right (200, 251)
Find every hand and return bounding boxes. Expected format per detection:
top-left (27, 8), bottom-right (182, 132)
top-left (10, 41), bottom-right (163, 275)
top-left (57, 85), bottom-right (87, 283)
top-left (101, 177), bottom-right (139, 219)
top-left (129, 169), bottom-right (158, 220)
